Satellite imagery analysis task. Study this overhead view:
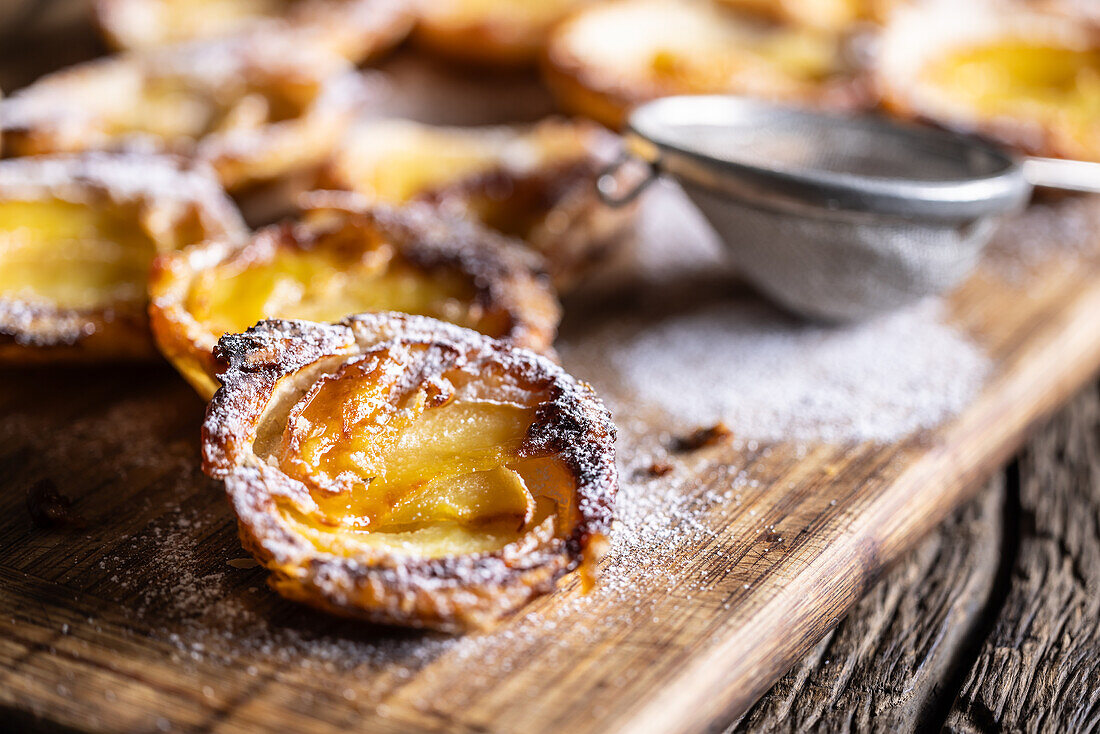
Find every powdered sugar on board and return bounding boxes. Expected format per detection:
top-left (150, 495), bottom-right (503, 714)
top-left (562, 299), bottom-right (990, 445)
top-left (560, 182), bottom-right (992, 445)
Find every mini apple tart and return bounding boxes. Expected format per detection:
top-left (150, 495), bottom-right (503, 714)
top-left (319, 117), bottom-right (634, 286)
top-left (414, 0), bottom-right (595, 67)
top-left (877, 1), bottom-right (1100, 161)
top-left (149, 197), bottom-right (561, 398)
top-left (94, 0), bottom-right (414, 64)
top-left (0, 35), bottom-right (375, 191)
top-left (0, 154), bottom-right (246, 363)
top-left (542, 0), bottom-right (868, 129)
top-left (201, 311), bottom-right (617, 630)
top-left (714, 0), bottom-right (887, 33)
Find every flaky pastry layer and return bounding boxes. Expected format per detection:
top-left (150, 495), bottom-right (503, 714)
top-left (202, 312), bottom-right (617, 631)
top-left (149, 197), bottom-right (562, 397)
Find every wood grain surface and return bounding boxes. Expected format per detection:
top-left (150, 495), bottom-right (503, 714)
top-left (1, 189), bottom-right (1098, 733)
top-left (731, 382), bottom-right (1100, 734)
top-left (3, 9), bottom-right (1100, 734)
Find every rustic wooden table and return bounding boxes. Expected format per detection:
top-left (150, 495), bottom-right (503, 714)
top-left (3, 11), bottom-right (1099, 734)
top-left (731, 381), bottom-right (1100, 733)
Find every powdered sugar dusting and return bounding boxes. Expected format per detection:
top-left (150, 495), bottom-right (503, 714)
top-left (984, 195), bottom-right (1100, 280)
top-left (563, 299), bottom-right (988, 445)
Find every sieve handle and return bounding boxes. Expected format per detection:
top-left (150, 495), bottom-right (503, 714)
top-left (1022, 157), bottom-right (1100, 194)
top-left (596, 151), bottom-right (659, 207)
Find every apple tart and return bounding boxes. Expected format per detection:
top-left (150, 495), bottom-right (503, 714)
top-left (542, 0), bottom-right (869, 129)
top-left (149, 197), bottom-right (561, 398)
top-left (94, 0), bottom-right (414, 64)
top-left (201, 311), bottom-right (617, 630)
top-left (0, 35), bottom-right (375, 190)
top-left (0, 154), bottom-right (246, 363)
top-left (877, 0), bottom-right (1100, 162)
top-left (715, 0), bottom-right (888, 33)
top-left (319, 118), bottom-right (634, 286)
top-left (414, 0), bottom-right (596, 67)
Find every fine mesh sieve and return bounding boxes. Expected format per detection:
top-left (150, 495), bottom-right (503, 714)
top-left (598, 95), bottom-right (1100, 321)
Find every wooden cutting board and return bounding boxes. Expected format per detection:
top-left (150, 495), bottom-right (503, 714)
top-left (2, 182), bottom-right (1099, 733)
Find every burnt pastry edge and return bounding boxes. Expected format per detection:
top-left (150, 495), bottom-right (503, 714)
top-left (149, 197), bottom-right (563, 398)
top-left (0, 153), bottom-right (247, 362)
top-left (202, 312), bottom-right (617, 631)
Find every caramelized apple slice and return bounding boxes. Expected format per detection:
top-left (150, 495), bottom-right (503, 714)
top-left (415, 0), bottom-right (596, 66)
top-left (149, 197), bottom-right (561, 398)
top-left (94, 0), bottom-right (414, 63)
top-left (0, 34), bottom-right (376, 190)
top-left (320, 117), bottom-right (634, 286)
top-left (542, 0), bottom-right (869, 129)
top-left (877, 0), bottom-right (1100, 161)
top-left (0, 154), bottom-right (245, 363)
top-left (202, 312), bottom-right (617, 631)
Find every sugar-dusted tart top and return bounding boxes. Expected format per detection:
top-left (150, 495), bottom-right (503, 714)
top-left (877, 0), bottom-right (1100, 161)
top-left (0, 153), bottom-right (245, 362)
top-left (321, 117), bottom-right (632, 286)
top-left (543, 0), bottom-right (871, 129)
top-left (414, 0), bottom-right (598, 66)
top-left (95, 0), bottom-right (414, 63)
top-left (0, 33), bottom-right (377, 189)
top-left (149, 196), bottom-right (562, 397)
top-left (202, 312), bottom-right (617, 631)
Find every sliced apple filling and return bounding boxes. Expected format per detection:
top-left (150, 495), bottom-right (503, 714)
top-left (877, 1), bottom-right (1100, 161)
top-left (183, 244), bottom-right (481, 338)
top-left (202, 312), bottom-right (617, 630)
top-left (322, 118), bottom-right (631, 285)
top-left (94, 0), bottom-right (414, 63)
top-left (921, 43), bottom-right (1100, 159)
top-left (0, 199), bottom-right (155, 312)
top-left (271, 345), bottom-right (572, 557)
top-left (0, 154), bottom-right (246, 363)
top-left (543, 0), bottom-right (867, 130)
top-left (149, 200), bottom-right (560, 398)
top-left (0, 36), bottom-right (369, 190)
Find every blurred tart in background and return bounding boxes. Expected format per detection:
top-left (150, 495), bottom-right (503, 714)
top-left (714, 0), bottom-right (892, 33)
top-left (0, 34), bottom-right (377, 191)
top-left (202, 311), bottom-right (617, 631)
top-left (94, 0), bottom-right (414, 63)
top-left (0, 154), bottom-right (246, 363)
top-left (319, 117), bottom-right (635, 286)
top-left (877, 0), bottom-right (1100, 161)
top-left (543, 0), bottom-right (870, 130)
top-left (415, 0), bottom-right (596, 67)
top-left (149, 196), bottom-right (561, 397)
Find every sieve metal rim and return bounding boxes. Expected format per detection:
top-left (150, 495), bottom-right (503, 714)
top-left (625, 95), bottom-right (1032, 223)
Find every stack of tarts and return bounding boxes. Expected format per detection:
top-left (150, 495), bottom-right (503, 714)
top-left (3, 0), bottom-right (1098, 632)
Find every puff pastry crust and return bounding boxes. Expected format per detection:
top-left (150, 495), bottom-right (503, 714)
top-left (202, 311), bottom-right (617, 631)
top-left (415, 0), bottom-right (596, 67)
top-left (320, 117), bottom-right (634, 286)
top-left (149, 196), bottom-right (561, 397)
top-left (0, 34), bottom-right (375, 190)
top-left (94, 0), bottom-right (414, 64)
top-left (542, 0), bottom-right (869, 129)
top-left (0, 153), bottom-right (246, 363)
top-left (877, 0), bottom-right (1100, 161)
